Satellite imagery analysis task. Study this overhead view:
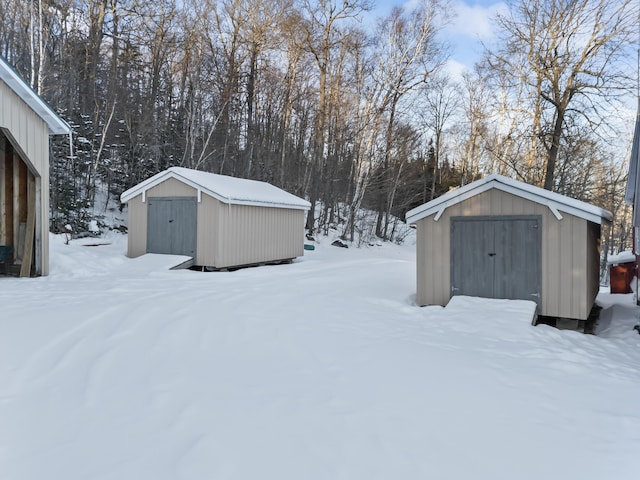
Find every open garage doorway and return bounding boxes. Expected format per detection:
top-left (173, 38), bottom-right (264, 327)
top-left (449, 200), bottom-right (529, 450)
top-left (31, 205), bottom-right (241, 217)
top-left (0, 131), bottom-right (41, 277)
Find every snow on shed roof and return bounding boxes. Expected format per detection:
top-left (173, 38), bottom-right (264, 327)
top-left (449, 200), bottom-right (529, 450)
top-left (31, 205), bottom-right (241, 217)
top-left (405, 174), bottom-right (613, 225)
top-left (0, 56), bottom-right (71, 135)
top-left (120, 167), bottom-right (311, 210)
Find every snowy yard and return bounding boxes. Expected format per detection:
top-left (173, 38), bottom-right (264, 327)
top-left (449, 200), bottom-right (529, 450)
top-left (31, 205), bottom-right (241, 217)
top-left (1, 233), bottom-right (639, 480)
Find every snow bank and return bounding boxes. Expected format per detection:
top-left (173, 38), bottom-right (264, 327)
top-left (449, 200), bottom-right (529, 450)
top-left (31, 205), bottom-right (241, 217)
top-left (1, 234), bottom-right (639, 480)
top-left (607, 250), bottom-right (636, 265)
top-left (444, 294), bottom-right (537, 323)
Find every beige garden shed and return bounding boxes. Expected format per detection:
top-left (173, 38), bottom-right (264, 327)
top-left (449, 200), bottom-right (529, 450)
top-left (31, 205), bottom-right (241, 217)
top-left (0, 56), bottom-right (71, 277)
top-left (405, 174), bottom-right (612, 322)
top-left (121, 167), bottom-right (310, 269)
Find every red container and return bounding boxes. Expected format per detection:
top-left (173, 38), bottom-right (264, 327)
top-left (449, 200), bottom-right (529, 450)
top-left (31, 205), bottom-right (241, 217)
top-left (610, 262), bottom-right (635, 294)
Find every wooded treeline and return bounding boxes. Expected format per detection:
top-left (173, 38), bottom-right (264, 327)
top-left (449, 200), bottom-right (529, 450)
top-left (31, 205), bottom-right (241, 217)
top-left (0, 0), bottom-right (637, 250)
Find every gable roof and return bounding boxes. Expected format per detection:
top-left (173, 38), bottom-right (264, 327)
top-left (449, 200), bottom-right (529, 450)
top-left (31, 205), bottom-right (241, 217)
top-left (405, 174), bottom-right (613, 225)
top-left (120, 167), bottom-right (311, 210)
top-left (0, 56), bottom-right (71, 135)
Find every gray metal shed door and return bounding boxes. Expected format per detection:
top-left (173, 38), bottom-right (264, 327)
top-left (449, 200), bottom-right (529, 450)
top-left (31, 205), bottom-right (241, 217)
top-left (451, 216), bottom-right (541, 309)
top-left (147, 197), bottom-right (197, 257)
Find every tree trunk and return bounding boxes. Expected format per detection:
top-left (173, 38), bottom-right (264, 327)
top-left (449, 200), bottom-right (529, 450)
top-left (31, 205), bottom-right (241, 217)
top-left (543, 107), bottom-right (565, 191)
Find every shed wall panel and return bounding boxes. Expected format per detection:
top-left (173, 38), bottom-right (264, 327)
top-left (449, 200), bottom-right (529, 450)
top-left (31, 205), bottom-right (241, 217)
top-left (548, 214), bottom-right (586, 318)
top-left (0, 81), bottom-right (50, 176)
top-left (127, 194), bottom-right (147, 257)
top-left (216, 204), bottom-right (304, 268)
top-left (416, 217), bottom-right (449, 305)
top-left (586, 221), bottom-right (601, 312)
top-left (416, 188), bottom-right (593, 319)
top-left (0, 91), bottom-right (50, 275)
top-left (146, 177), bottom-right (197, 197)
top-left (195, 194), bottom-right (220, 266)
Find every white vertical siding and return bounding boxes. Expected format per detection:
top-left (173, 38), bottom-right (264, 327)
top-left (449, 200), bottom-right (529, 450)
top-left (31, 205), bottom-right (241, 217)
top-left (586, 222), bottom-right (601, 313)
top-left (416, 214), bottom-right (450, 306)
top-left (0, 80), bottom-right (50, 275)
top-left (416, 188), bottom-right (595, 320)
top-left (0, 81), bottom-right (50, 176)
top-left (195, 194), bottom-right (220, 266)
top-left (144, 177), bottom-right (197, 197)
top-left (127, 194), bottom-right (147, 258)
top-left (216, 203), bottom-right (305, 268)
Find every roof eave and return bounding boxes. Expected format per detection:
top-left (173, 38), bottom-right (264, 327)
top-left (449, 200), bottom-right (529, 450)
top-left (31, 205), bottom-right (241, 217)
top-left (220, 198), bottom-right (311, 210)
top-left (0, 57), bottom-right (71, 136)
top-left (406, 177), bottom-right (612, 225)
top-left (121, 170), bottom-right (311, 210)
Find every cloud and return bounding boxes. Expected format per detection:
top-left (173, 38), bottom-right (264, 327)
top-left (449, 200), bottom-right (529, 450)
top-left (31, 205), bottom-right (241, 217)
top-left (444, 59), bottom-right (469, 82)
top-left (447, 1), bottom-right (508, 41)
top-left (371, 1), bottom-right (510, 69)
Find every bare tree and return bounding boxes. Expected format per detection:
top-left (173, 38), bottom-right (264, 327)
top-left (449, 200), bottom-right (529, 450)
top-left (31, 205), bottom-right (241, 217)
top-left (457, 70), bottom-right (488, 186)
top-left (484, 0), bottom-right (637, 190)
top-left (420, 74), bottom-right (460, 200)
top-left (240, 0), bottom-right (291, 178)
top-left (371, 0), bottom-right (448, 238)
top-left (299, 0), bottom-right (372, 234)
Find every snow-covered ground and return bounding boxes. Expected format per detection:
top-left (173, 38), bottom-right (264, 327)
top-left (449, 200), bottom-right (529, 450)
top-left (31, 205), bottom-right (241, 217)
top-left (1, 233), bottom-right (639, 480)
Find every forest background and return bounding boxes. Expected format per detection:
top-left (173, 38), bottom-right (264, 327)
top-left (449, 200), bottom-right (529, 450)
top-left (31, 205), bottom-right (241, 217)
top-left (0, 0), bottom-right (638, 260)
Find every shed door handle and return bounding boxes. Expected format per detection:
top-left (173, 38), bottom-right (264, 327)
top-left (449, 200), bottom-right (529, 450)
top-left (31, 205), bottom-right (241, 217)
top-left (488, 253), bottom-right (496, 256)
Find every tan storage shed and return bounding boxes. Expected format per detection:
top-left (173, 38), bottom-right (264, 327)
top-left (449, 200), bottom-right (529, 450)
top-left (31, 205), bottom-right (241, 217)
top-left (121, 167), bottom-right (310, 269)
top-left (405, 174), bottom-right (612, 321)
top-left (0, 56), bottom-right (71, 277)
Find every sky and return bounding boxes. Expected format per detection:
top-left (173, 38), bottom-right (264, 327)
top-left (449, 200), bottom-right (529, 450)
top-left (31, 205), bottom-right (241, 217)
top-left (375, 0), bottom-right (509, 74)
top-left (373, 0), bottom-right (638, 148)
top-left (439, 0), bottom-right (509, 74)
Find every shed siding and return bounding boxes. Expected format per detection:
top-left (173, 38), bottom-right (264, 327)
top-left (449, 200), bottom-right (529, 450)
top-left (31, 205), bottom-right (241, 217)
top-left (127, 194), bottom-right (147, 258)
top-left (146, 177), bottom-right (197, 197)
top-left (0, 81), bottom-right (50, 175)
top-left (216, 203), bottom-right (304, 268)
top-left (416, 188), bottom-right (593, 319)
top-left (195, 194), bottom-right (220, 266)
top-left (0, 80), bottom-right (51, 275)
top-left (586, 221), bottom-right (601, 312)
top-left (416, 214), bottom-right (450, 306)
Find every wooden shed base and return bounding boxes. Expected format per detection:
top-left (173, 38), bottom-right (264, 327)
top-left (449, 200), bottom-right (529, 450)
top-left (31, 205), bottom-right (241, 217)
top-left (190, 258), bottom-right (294, 272)
top-left (169, 258), bottom-right (194, 270)
top-left (534, 305), bottom-right (601, 334)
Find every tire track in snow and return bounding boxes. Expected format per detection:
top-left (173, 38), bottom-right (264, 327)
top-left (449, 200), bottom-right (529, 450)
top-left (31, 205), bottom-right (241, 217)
top-left (2, 291), bottom-right (169, 397)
